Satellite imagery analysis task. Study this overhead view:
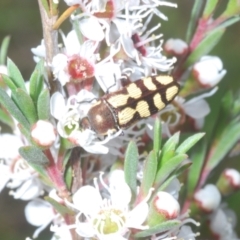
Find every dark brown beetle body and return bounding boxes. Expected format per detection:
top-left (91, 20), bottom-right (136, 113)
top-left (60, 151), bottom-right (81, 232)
top-left (80, 75), bottom-right (180, 136)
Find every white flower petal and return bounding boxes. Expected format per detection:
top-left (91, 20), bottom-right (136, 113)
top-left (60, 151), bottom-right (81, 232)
top-left (109, 170), bottom-right (132, 207)
top-left (25, 199), bottom-right (54, 226)
top-left (75, 222), bottom-right (95, 238)
top-left (65, 30), bottom-right (81, 55)
top-left (126, 202), bottom-right (149, 228)
top-left (79, 18), bottom-right (104, 41)
top-left (50, 92), bottom-right (66, 120)
top-left (0, 163), bottom-right (11, 192)
top-left (184, 99), bottom-right (210, 119)
top-left (72, 186), bottom-right (102, 215)
top-left (0, 133), bottom-right (23, 159)
top-left (12, 178), bottom-right (41, 200)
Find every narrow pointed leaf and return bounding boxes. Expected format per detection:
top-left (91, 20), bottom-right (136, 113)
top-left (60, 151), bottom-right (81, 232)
top-left (212, 16), bottom-right (240, 33)
top-left (1, 74), bottom-right (18, 91)
top-left (155, 154), bottom-right (188, 187)
top-left (206, 118), bottom-right (240, 171)
top-left (221, 0), bottom-right (240, 18)
top-left (124, 141), bottom-right (138, 196)
top-left (37, 88), bottom-right (50, 120)
top-left (153, 118), bottom-right (162, 158)
top-left (0, 107), bottom-right (14, 128)
top-left (0, 88), bottom-right (30, 130)
top-left (11, 88), bottom-right (38, 125)
top-left (29, 61), bottom-right (44, 105)
top-left (7, 58), bottom-right (26, 91)
top-left (186, 0), bottom-right (204, 43)
top-left (0, 35), bottom-right (11, 64)
top-left (140, 150), bottom-right (157, 197)
top-left (19, 146), bottom-right (49, 165)
top-left (176, 133), bottom-right (205, 154)
top-left (185, 29), bottom-right (224, 67)
top-left (187, 139), bottom-right (207, 195)
top-left (134, 220), bottom-right (181, 238)
top-left (203, 0), bottom-right (219, 18)
top-left (162, 132), bottom-right (180, 156)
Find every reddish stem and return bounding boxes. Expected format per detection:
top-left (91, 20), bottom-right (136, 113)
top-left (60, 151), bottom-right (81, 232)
top-left (44, 149), bottom-right (70, 199)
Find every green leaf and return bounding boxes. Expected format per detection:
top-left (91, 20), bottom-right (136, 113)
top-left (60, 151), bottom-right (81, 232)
top-left (202, 0), bottom-right (219, 18)
top-left (221, 0), bottom-right (240, 18)
top-left (124, 141), bottom-right (138, 196)
top-left (187, 139), bottom-right (207, 195)
top-left (185, 29), bottom-right (225, 67)
top-left (11, 88), bottom-right (38, 125)
top-left (212, 16), bottom-right (240, 33)
top-left (186, 0), bottom-right (205, 43)
top-left (45, 196), bottom-right (75, 216)
top-left (1, 74), bottom-right (18, 91)
top-left (176, 132), bottom-right (205, 154)
top-left (155, 154), bottom-right (188, 186)
top-left (37, 89), bottom-right (50, 120)
top-left (0, 107), bottom-right (14, 128)
top-left (7, 58), bottom-right (26, 91)
top-left (134, 220), bottom-right (181, 238)
top-left (161, 132), bottom-right (180, 156)
top-left (153, 118), bottom-right (162, 158)
top-left (19, 146), bottom-right (49, 165)
top-left (0, 88), bottom-right (30, 130)
top-left (29, 61), bottom-right (44, 106)
top-left (139, 150), bottom-right (157, 197)
top-left (206, 118), bottom-right (240, 171)
top-left (0, 36), bottom-right (11, 64)
top-left (155, 154), bottom-right (188, 187)
top-left (65, 165), bottom-right (73, 190)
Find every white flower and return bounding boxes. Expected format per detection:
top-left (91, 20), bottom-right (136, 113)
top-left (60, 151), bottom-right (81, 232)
top-left (52, 30), bottom-right (98, 86)
top-left (192, 56), bottom-right (226, 87)
top-left (50, 91), bottom-right (111, 154)
top-left (194, 184), bottom-right (221, 212)
top-left (209, 207), bottom-right (239, 240)
top-left (25, 198), bottom-right (56, 238)
top-left (31, 120), bottom-right (57, 147)
top-left (164, 38), bottom-right (189, 56)
top-left (71, 171), bottom-right (151, 240)
top-left (0, 134), bottom-right (45, 199)
top-left (31, 39), bottom-right (46, 62)
top-left (153, 191), bottom-right (180, 220)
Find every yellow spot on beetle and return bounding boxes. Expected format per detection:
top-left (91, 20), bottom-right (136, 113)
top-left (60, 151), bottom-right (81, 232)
top-left (136, 101), bottom-right (151, 117)
top-left (153, 93), bottom-right (165, 110)
top-left (143, 77), bottom-right (157, 91)
top-left (107, 94), bottom-right (129, 108)
top-left (127, 83), bottom-right (142, 99)
top-left (156, 75), bottom-right (173, 85)
top-left (166, 86), bottom-right (179, 101)
top-left (118, 107), bottom-right (136, 125)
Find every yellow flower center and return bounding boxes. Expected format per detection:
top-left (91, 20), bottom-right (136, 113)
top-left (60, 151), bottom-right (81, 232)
top-left (93, 208), bottom-right (125, 235)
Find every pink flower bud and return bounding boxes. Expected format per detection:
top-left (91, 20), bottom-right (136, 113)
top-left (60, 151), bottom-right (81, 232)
top-left (164, 38), bottom-right (189, 56)
top-left (217, 168), bottom-right (240, 195)
top-left (153, 191), bottom-right (180, 219)
top-left (194, 184), bottom-right (221, 213)
top-left (192, 56), bottom-right (226, 88)
top-left (31, 120), bottom-right (57, 147)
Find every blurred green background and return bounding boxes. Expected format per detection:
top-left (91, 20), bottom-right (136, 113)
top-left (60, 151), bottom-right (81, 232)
top-left (0, 0), bottom-right (240, 239)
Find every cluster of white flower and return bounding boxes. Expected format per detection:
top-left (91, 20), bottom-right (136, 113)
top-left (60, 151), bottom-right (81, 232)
top-left (1, 0), bottom-right (239, 240)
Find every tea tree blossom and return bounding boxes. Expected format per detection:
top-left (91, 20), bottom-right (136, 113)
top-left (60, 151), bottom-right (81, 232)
top-left (0, 1), bottom-right (240, 240)
top-left (71, 171), bottom-right (152, 239)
